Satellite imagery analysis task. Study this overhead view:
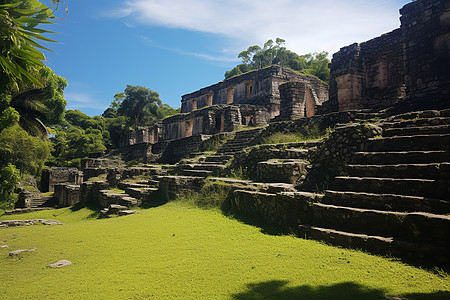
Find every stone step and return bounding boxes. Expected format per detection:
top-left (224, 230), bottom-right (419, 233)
top-left (352, 150), bottom-right (450, 165)
top-left (30, 197), bottom-right (55, 208)
top-left (117, 182), bottom-right (152, 190)
top-left (323, 190), bottom-right (450, 214)
top-left (198, 161), bottom-right (228, 166)
top-left (192, 164), bottom-right (226, 172)
top-left (147, 179), bottom-right (160, 186)
top-left (390, 109), bottom-right (450, 121)
top-left (383, 125), bottom-right (450, 137)
top-left (310, 202), bottom-right (450, 243)
top-left (344, 163), bottom-right (440, 179)
top-left (386, 117), bottom-right (450, 128)
top-left (99, 190), bottom-right (140, 207)
top-left (297, 224), bottom-right (450, 264)
top-left (354, 111), bottom-right (385, 120)
top-left (332, 176), bottom-right (439, 198)
top-left (217, 129), bottom-right (262, 154)
top-left (124, 187), bottom-right (158, 200)
top-left (366, 134), bottom-right (450, 152)
top-left (202, 155), bottom-right (233, 163)
top-left (182, 169), bottom-right (213, 178)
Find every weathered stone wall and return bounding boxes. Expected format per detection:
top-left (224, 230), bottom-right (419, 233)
top-left (80, 158), bottom-right (120, 170)
top-left (158, 175), bottom-right (205, 200)
top-left (329, 29), bottom-right (405, 111)
top-left (158, 135), bottom-right (213, 164)
top-left (180, 66), bottom-right (327, 117)
top-left (121, 124), bottom-right (161, 148)
top-left (300, 123), bottom-right (382, 191)
top-left (400, 0), bottom-right (450, 101)
top-left (253, 111), bottom-right (357, 145)
top-left (231, 190), bottom-right (320, 231)
top-left (278, 80), bottom-right (328, 120)
top-left (256, 159), bottom-right (310, 184)
top-left (79, 181), bottom-right (109, 206)
top-left (53, 184), bottom-right (80, 207)
top-left (121, 143), bottom-right (153, 163)
top-left (41, 167), bottom-right (83, 193)
top-left (329, 0), bottom-right (450, 113)
top-left (162, 104), bottom-right (269, 140)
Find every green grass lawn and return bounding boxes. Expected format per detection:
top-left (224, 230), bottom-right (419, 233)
top-left (1, 203), bottom-right (449, 299)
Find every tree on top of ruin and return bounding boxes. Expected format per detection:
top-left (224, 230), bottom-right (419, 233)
top-left (225, 38), bottom-right (330, 83)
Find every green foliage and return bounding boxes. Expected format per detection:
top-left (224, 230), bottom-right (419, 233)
top-left (0, 163), bottom-right (19, 207)
top-left (260, 125), bottom-right (330, 144)
top-left (48, 124), bottom-right (107, 166)
top-left (104, 85), bottom-right (178, 129)
top-left (198, 133), bottom-right (235, 152)
top-left (6, 66), bottom-right (67, 137)
top-left (0, 0), bottom-right (57, 93)
top-left (225, 38), bottom-right (330, 83)
top-left (175, 180), bottom-right (233, 210)
top-left (0, 106), bottom-right (19, 131)
top-left (0, 124), bottom-right (50, 176)
top-left (116, 85), bottom-right (162, 128)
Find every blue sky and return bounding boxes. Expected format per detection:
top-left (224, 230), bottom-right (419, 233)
top-left (41, 0), bottom-right (412, 116)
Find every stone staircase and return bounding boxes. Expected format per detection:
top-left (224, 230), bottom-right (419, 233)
top-left (298, 109), bottom-right (450, 264)
top-left (217, 128), bottom-right (263, 154)
top-left (30, 196), bottom-right (55, 209)
top-left (180, 154), bottom-right (233, 178)
top-left (178, 128), bottom-right (263, 178)
top-left (98, 190), bottom-right (140, 208)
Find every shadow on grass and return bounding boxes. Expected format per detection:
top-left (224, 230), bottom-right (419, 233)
top-left (231, 280), bottom-right (450, 300)
top-left (140, 191), bottom-right (168, 209)
top-left (70, 202), bottom-right (103, 219)
top-left (223, 209), bottom-right (287, 236)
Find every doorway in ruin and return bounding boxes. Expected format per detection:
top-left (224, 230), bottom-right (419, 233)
top-left (185, 120), bottom-right (193, 137)
top-left (215, 113), bottom-right (225, 133)
top-left (305, 88), bottom-right (316, 117)
top-left (215, 117), bottom-right (221, 133)
top-left (227, 86), bottom-right (234, 104)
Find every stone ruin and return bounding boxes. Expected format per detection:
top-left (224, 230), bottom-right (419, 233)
top-left (7, 0), bottom-right (450, 266)
top-left (119, 0), bottom-right (449, 163)
top-left (326, 0), bottom-right (450, 113)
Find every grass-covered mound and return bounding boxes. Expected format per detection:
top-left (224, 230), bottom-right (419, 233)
top-left (0, 204), bottom-right (449, 299)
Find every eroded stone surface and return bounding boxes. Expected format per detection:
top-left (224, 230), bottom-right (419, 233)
top-left (9, 248), bottom-right (37, 256)
top-left (0, 219), bottom-right (64, 228)
top-left (47, 260), bottom-right (72, 268)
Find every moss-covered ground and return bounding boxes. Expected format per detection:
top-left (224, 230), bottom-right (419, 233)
top-left (1, 203), bottom-right (449, 299)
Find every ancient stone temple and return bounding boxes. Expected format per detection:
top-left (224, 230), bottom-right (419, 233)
top-left (327, 0), bottom-right (450, 112)
top-left (161, 66), bottom-right (328, 140)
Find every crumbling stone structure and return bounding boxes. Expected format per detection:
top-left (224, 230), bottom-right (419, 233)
top-left (40, 167), bottom-right (83, 193)
top-left (159, 66), bottom-right (328, 141)
top-left (121, 124), bottom-right (161, 148)
top-left (328, 0), bottom-right (450, 112)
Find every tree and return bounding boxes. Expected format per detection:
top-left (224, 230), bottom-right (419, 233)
top-left (0, 1), bottom-right (67, 137)
top-left (116, 85), bottom-right (163, 128)
top-left (0, 0), bottom-right (67, 209)
top-left (0, 0), bottom-right (56, 94)
top-left (0, 124), bottom-right (50, 176)
top-left (225, 38), bottom-right (331, 83)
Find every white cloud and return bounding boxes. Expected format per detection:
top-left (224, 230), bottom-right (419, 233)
top-left (110, 0), bottom-right (409, 57)
top-left (138, 35), bottom-right (240, 62)
top-left (64, 92), bottom-right (106, 110)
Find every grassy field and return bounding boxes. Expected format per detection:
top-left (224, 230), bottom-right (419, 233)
top-left (0, 203), bottom-right (449, 299)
